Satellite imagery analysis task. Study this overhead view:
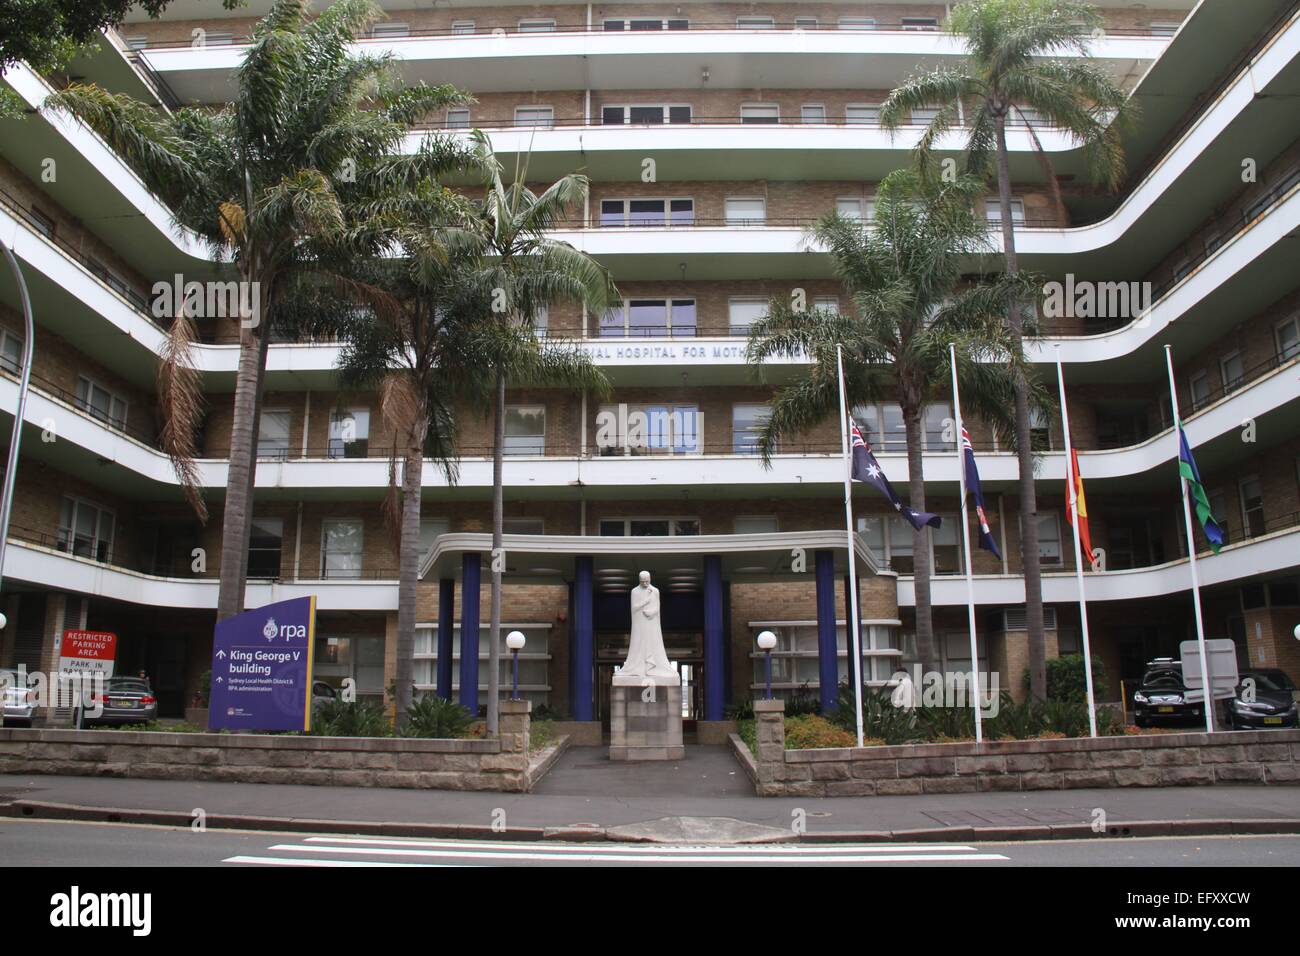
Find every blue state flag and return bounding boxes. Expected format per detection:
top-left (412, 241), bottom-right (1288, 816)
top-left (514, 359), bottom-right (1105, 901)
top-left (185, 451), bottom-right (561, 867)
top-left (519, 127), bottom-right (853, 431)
top-left (850, 420), bottom-right (941, 532)
top-left (961, 427), bottom-right (1002, 559)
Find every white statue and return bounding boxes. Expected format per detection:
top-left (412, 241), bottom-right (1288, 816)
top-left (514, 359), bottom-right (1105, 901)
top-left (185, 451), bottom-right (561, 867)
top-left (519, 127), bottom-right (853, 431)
top-left (616, 571), bottom-right (677, 685)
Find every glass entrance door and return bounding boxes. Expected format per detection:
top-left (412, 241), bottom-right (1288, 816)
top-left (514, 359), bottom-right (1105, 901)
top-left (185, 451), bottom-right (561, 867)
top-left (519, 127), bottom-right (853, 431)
top-left (595, 630), bottom-right (703, 729)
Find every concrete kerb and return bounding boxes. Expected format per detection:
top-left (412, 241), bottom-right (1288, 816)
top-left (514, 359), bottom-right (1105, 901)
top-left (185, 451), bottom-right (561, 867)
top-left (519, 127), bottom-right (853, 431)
top-left (4, 798), bottom-right (1299, 845)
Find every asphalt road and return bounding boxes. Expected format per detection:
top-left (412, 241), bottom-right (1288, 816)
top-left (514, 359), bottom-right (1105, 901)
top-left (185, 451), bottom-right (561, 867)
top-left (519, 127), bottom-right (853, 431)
top-left (4, 818), bottom-right (1300, 867)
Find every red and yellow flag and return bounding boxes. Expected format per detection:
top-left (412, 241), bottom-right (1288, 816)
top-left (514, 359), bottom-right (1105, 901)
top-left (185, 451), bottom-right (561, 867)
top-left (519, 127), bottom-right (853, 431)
top-left (1064, 448), bottom-right (1097, 568)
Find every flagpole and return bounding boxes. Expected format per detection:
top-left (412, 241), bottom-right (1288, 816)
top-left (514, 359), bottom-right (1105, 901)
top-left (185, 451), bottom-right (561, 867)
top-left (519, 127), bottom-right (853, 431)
top-left (948, 344), bottom-right (983, 744)
top-left (1054, 345), bottom-right (1098, 737)
top-left (836, 345), bottom-right (866, 749)
top-left (1163, 344), bottom-right (1215, 734)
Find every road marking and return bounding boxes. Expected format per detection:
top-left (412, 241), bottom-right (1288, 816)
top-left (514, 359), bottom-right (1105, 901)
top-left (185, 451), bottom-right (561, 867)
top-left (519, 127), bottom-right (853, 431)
top-left (250, 841), bottom-right (1008, 865)
top-left (222, 855), bottom-right (455, 868)
top-left (300, 835), bottom-right (984, 854)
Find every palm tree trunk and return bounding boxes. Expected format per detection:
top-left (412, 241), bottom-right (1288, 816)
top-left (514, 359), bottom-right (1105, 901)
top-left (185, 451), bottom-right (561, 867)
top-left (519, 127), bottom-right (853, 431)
top-left (394, 421), bottom-right (426, 730)
top-left (487, 370), bottom-right (505, 735)
top-left (216, 276), bottom-right (271, 622)
top-left (902, 395), bottom-right (937, 673)
top-left (995, 116), bottom-right (1047, 700)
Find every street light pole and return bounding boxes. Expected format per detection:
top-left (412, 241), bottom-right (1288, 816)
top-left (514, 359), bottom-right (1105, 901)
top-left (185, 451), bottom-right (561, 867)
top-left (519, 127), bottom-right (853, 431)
top-left (0, 239), bottom-right (36, 597)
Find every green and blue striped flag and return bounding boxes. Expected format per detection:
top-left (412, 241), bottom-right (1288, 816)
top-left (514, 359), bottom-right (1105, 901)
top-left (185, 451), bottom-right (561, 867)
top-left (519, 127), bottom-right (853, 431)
top-left (1178, 428), bottom-right (1225, 554)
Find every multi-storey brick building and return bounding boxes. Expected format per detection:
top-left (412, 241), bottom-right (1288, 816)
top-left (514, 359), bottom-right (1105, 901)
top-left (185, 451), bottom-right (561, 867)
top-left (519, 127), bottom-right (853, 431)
top-left (1, 1), bottom-right (1298, 732)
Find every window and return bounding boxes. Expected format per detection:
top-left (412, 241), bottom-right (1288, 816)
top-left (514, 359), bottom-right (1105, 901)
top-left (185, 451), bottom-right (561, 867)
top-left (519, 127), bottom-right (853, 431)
top-left (600, 518), bottom-right (700, 536)
top-left (794, 17), bottom-right (819, 31)
top-left (28, 207), bottom-right (55, 238)
top-left (420, 518), bottom-right (449, 559)
top-left (725, 197), bottom-right (766, 224)
top-left (1277, 315), bottom-right (1300, 361)
top-left (1149, 21), bottom-right (1180, 37)
top-left (1204, 231), bottom-right (1225, 257)
top-left (985, 198), bottom-right (1026, 224)
top-left (446, 108), bottom-right (470, 129)
top-left (504, 405), bottom-right (545, 455)
top-left (814, 296), bottom-right (840, 313)
top-left (596, 404), bottom-right (700, 455)
top-left (1037, 512), bottom-right (1062, 564)
top-left (924, 403), bottom-right (954, 450)
top-left (601, 104), bottom-right (691, 125)
top-left (931, 516), bottom-right (965, 575)
top-left (740, 104), bottom-right (779, 124)
top-left (801, 104), bottom-right (826, 124)
top-left (604, 18), bottom-right (688, 30)
top-left (199, 32), bottom-right (234, 46)
top-left (1007, 107), bottom-right (1044, 128)
top-left (735, 515), bottom-right (778, 534)
top-left (530, 304), bottom-right (548, 337)
top-left (514, 106), bottom-right (554, 127)
top-left (845, 103), bottom-right (881, 125)
top-left (1189, 370), bottom-right (1211, 411)
top-left (248, 518), bottom-right (283, 578)
top-left (517, 19), bottom-right (556, 33)
top-left (910, 107), bottom-right (940, 125)
top-left (728, 297), bottom-right (768, 334)
top-left (321, 519), bottom-right (364, 578)
top-left (732, 404), bottom-right (771, 454)
top-left (901, 17), bottom-right (939, 31)
top-left (1239, 477), bottom-right (1265, 537)
top-left (75, 377), bottom-right (128, 431)
top-left (855, 403), bottom-right (906, 452)
top-left (1030, 406), bottom-right (1052, 450)
top-left (0, 329), bottom-right (23, 375)
top-left (371, 22), bottom-right (410, 39)
top-left (1220, 351), bottom-right (1244, 393)
top-left (125, 36), bottom-right (148, 50)
top-left (58, 497), bottom-right (115, 563)
top-left (451, 20), bottom-right (475, 34)
top-left (838, 18), bottom-right (877, 30)
top-left (736, 16), bottom-right (774, 29)
top-left (599, 198), bottom-right (694, 227)
top-left (257, 409), bottom-right (292, 458)
top-left (836, 197), bottom-right (866, 221)
top-left (328, 408), bottom-right (370, 459)
top-left (600, 299), bottom-right (696, 337)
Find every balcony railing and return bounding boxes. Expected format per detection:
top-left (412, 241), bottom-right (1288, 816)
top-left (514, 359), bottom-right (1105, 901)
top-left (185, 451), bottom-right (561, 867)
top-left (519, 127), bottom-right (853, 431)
top-left (122, 22), bottom-right (1167, 51)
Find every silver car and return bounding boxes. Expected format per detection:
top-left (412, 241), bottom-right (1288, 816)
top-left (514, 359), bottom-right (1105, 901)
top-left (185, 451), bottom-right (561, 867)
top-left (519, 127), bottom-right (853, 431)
top-left (83, 676), bottom-right (159, 726)
top-left (0, 669), bottom-right (35, 727)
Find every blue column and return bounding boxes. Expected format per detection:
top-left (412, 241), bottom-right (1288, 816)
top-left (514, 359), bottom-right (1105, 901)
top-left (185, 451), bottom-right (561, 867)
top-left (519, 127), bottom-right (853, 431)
top-left (703, 554), bottom-right (725, 720)
top-left (436, 578), bottom-right (455, 700)
top-left (572, 556), bottom-right (594, 721)
top-left (815, 550), bottom-right (838, 713)
top-left (458, 553), bottom-right (481, 713)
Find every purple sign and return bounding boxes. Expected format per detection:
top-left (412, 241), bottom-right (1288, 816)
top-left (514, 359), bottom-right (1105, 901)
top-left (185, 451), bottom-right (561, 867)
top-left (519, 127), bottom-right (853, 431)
top-left (208, 596), bottom-right (317, 732)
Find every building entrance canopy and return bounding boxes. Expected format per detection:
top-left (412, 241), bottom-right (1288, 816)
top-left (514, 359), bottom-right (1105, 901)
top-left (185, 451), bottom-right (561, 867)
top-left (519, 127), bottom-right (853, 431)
top-left (420, 529), bottom-right (884, 587)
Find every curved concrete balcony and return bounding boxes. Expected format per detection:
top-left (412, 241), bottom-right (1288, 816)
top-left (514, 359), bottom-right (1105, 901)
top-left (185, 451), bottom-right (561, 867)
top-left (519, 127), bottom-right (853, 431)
top-left (136, 25), bottom-right (1167, 103)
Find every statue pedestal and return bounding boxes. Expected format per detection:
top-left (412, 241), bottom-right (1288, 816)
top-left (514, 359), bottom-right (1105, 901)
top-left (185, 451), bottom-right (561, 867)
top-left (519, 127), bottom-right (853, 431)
top-left (609, 680), bottom-right (684, 761)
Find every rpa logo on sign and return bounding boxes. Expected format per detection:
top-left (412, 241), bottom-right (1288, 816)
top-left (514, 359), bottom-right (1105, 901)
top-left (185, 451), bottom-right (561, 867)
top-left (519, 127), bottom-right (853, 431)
top-left (263, 617), bottom-right (307, 642)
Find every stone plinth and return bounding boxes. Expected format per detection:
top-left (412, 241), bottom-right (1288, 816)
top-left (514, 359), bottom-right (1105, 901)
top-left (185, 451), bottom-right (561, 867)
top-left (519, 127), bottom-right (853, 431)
top-left (609, 683), bottom-right (684, 761)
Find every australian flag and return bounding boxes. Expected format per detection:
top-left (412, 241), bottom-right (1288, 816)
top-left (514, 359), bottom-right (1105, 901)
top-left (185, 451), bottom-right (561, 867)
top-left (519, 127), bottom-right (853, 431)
top-left (961, 427), bottom-right (1001, 559)
top-left (850, 420), bottom-right (941, 532)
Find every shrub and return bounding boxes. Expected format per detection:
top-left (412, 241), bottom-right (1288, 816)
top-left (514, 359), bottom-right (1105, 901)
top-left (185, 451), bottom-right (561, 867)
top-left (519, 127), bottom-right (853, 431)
top-left (400, 694), bottom-right (474, 739)
top-left (312, 699), bottom-right (391, 737)
top-left (1025, 654), bottom-right (1109, 703)
top-left (985, 693), bottom-right (1043, 740)
top-left (724, 699), bottom-right (755, 720)
top-left (1037, 698), bottom-right (1089, 738)
top-left (830, 683), bottom-right (924, 745)
top-left (529, 720), bottom-right (556, 752)
top-left (784, 714), bottom-right (856, 750)
top-left (1095, 704), bottom-right (1126, 736)
top-left (784, 685), bottom-right (821, 717)
top-left (917, 704), bottom-right (976, 741)
top-left (737, 718), bottom-right (757, 754)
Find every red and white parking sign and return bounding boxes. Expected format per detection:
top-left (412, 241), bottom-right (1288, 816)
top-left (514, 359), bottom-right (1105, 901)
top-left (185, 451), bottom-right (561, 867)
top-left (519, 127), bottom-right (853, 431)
top-left (58, 630), bottom-right (118, 677)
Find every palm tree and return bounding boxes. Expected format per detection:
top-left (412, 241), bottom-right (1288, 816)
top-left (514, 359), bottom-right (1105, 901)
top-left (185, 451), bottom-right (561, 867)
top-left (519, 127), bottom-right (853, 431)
top-left (443, 132), bottom-right (617, 733)
top-left (43, 0), bottom-right (473, 622)
top-left (746, 169), bottom-right (1042, 674)
top-left (333, 215), bottom-right (492, 728)
top-left (879, 0), bottom-right (1134, 698)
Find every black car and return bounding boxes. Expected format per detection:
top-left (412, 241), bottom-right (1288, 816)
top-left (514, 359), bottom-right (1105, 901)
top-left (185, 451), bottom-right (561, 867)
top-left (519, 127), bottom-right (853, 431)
top-left (1229, 669), bottom-right (1299, 729)
top-left (82, 676), bottom-right (159, 727)
top-left (1131, 659), bottom-right (1205, 728)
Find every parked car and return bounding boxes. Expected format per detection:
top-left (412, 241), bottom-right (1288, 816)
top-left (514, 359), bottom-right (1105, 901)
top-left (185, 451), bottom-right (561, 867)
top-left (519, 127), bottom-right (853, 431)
top-left (1229, 669), bottom-right (1299, 729)
top-left (0, 669), bottom-right (35, 727)
top-left (82, 676), bottom-right (158, 727)
top-left (1131, 658), bottom-right (1205, 728)
top-left (312, 680), bottom-right (338, 711)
